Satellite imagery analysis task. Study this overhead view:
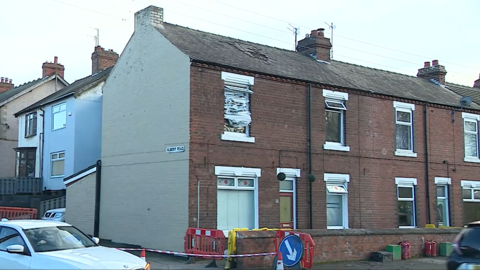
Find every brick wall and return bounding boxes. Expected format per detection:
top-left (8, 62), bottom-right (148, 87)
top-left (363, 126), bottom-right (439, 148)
top-left (188, 63), bottom-right (480, 230)
top-left (235, 228), bottom-right (461, 268)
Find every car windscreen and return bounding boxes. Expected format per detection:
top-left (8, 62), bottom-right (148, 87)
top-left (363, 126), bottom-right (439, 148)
top-left (23, 226), bottom-right (97, 252)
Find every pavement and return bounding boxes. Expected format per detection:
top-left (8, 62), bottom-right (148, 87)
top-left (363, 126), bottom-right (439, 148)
top-left (124, 249), bottom-right (448, 270)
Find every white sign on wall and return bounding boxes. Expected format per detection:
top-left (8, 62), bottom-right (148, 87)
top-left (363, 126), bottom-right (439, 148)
top-left (166, 146), bottom-right (185, 153)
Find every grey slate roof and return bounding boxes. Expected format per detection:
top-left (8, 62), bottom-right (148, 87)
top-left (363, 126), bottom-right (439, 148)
top-left (446, 83), bottom-right (480, 106)
top-left (0, 76), bottom-right (54, 105)
top-left (155, 23), bottom-right (480, 110)
top-left (14, 67), bottom-right (112, 117)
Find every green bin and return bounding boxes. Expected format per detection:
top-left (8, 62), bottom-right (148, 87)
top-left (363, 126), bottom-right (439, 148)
top-left (386, 244), bottom-right (401, 260)
top-left (440, 242), bottom-right (453, 256)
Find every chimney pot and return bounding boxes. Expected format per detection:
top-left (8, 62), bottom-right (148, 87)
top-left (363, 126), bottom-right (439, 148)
top-left (432, 60), bottom-right (439, 66)
top-left (0, 77), bottom-right (4, 83)
top-left (424, 61), bottom-right (430, 68)
top-left (54, 56), bottom-right (58, 64)
top-left (9, 79), bottom-right (12, 84)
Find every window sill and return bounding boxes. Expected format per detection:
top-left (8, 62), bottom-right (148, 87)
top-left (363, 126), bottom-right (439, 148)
top-left (221, 133), bottom-right (255, 143)
top-left (395, 150), bottom-right (418, 158)
top-left (464, 157), bottom-right (480, 163)
top-left (50, 175), bottom-right (64, 178)
top-left (399, 226), bottom-right (416, 229)
top-left (24, 134), bottom-right (37, 138)
top-left (323, 143), bottom-right (350, 152)
top-left (327, 226), bottom-right (349, 229)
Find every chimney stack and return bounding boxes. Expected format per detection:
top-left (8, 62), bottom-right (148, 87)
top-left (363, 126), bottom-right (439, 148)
top-left (417, 60), bottom-right (447, 85)
top-left (134, 5), bottom-right (164, 31)
top-left (91, 46), bottom-right (119, 74)
top-left (296, 28), bottom-right (332, 62)
top-left (474, 74), bottom-right (480, 89)
top-left (42, 56), bottom-right (65, 78)
top-left (0, 77), bottom-right (14, 93)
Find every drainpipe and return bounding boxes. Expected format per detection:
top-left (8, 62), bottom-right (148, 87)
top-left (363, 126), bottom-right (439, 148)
top-left (424, 104), bottom-right (431, 224)
top-left (39, 108), bottom-right (45, 182)
top-left (308, 83), bottom-right (313, 229)
top-left (94, 159), bottom-right (102, 237)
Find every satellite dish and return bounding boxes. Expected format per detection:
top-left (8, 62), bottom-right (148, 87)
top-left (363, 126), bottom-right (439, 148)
top-left (460, 96), bottom-right (472, 107)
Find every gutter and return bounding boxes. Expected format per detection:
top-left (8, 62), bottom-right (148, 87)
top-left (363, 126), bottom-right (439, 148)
top-left (40, 108), bottom-right (45, 184)
top-left (424, 104), bottom-right (431, 224)
top-left (94, 159), bottom-right (102, 237)
top-left (308, 83), bottom-right (313, 229)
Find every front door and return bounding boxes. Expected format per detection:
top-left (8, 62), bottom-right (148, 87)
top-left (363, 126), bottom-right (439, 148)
top-left (279, 193), bottom-right (293, 228)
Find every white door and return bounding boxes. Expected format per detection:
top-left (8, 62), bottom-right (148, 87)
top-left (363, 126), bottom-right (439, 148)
top-left (0, 227), bottom-right (32, 268)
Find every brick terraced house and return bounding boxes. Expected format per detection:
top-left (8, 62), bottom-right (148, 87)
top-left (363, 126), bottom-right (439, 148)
top-left (97, 5), bottom-right (480, 251)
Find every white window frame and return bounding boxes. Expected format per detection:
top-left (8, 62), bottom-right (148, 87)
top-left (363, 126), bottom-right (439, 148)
top-left (324, 173), bottom-right (350, 229)
top-left (462, 112), bottom-right (480, 163)
top-left (461, 180), bottom-right (480, 202)
top-left (50, 151), bottom-right (65, 178)
top-left (393, 102), bottom-right (417, 157)
top-left (215, 166), bottom-right (260, 234)
top-left (434, 177), bottom-right (451, 227)
top-left (323, 90), bottom-right (350, 152)
top-left (221, 72), bottom-right (255, 143)
top-left (395, 177), bottom-right (417, 228)
top-left (277, 168), bottom-right (300, 229)
top-left (24, 112), bottom-right (37, 137)
top-left (52, 102), bottom-right (67, 131)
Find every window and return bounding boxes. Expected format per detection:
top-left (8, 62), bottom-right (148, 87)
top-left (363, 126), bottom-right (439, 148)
top-left (221, 72), bottom-right (255, 143)
top-left (0, 227), bottom-right (26, 252)
top-left (51, 151), bottom-right (65, 177)
top-left (393, 102), bottom-right (416, 157)
top-left (324, 173), bottom-right (350, 229)
top-left (52, 103), bottom-right (66, 130)
top-left (323, 90), bottom-right (350, 152)
top-left (461, 180), bottom-right (480, 225)
top-left (15, 148), bottom-right (36, 177)
top-left (462, 113), bottom-right (480, 163)
top-left (396, 178), bottom-right (417, 228)
top-left (215, 166), bottom-right (260, 234)
top-left (24, 112), bottom-right (37, 137)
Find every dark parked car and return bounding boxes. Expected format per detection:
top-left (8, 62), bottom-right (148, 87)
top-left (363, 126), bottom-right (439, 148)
top-left (448, 221), bottom-right (480, 270)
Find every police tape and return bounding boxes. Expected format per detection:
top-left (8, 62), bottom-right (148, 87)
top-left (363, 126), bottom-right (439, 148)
top-left (116, 247), bottom-right (277, 258)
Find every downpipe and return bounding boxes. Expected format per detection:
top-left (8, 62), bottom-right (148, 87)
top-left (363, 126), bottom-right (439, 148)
top-left (424, 104), bottom-right (431, 224)
top-left (308, 83), bottom-right (313, 229)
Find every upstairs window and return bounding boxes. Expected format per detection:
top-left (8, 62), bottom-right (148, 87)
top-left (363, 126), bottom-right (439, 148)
top-left (52, 103), bottom-right (67, 130)
top-left (221, 72), bottom-right (255, 143)
top-left (323, 90), bottom-right (350, 152)
top-left (25, 112), bottom-right (37, 137)
top-left (393, 102), bottom-right (417, 157)
top-left (462, 113), bottom-right (480, 163)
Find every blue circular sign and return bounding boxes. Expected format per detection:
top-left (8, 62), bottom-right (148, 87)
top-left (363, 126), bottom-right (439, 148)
top-left (278, 234), bottom-right (304, 267)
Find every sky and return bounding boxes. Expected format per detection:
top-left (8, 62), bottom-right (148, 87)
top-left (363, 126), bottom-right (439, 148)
top-left (1, 0), bottom-right (479, 89)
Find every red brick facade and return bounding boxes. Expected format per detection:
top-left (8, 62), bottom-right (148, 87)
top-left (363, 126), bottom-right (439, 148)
top-left (188, 62), bottom-right (480, 230)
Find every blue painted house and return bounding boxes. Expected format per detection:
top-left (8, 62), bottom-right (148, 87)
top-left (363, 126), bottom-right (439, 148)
top-left (14, 66), bottom-right (113, 191)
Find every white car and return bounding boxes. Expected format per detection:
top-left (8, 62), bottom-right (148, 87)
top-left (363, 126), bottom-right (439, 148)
top-left (0, 219), bottom-right (151, 270)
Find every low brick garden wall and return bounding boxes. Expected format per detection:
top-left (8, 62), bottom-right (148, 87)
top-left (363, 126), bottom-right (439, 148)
top-left (235, 228), bottom-right (461, 269)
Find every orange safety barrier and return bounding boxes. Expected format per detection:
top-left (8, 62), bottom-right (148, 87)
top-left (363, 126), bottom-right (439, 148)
top-left (184, 228), bottom-right (226, 267)
top-left (0, 206), bottom-right (37, 220)
top-left (274, 230), bottom-right (315, 269)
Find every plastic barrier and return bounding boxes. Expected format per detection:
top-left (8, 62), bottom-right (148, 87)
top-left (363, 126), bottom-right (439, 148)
top-left (274, 230), bottom-right (315, 269)
top-left (0, 206), bottom-right (37, 220)
top-left (224, 228), bottom-right (292, 269)
top-left (184, 228), bottom-right (226, 267)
